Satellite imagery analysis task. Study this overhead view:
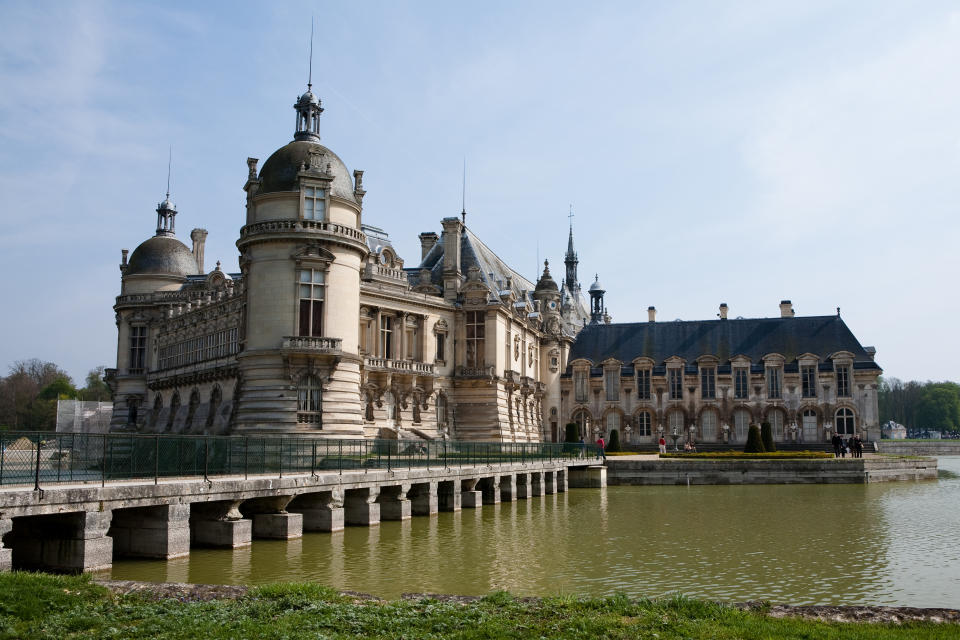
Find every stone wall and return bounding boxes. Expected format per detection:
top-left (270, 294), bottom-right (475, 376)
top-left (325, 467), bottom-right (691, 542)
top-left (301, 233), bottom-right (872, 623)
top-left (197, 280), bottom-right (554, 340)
top-left (877, 441), bottom-right (960, 456)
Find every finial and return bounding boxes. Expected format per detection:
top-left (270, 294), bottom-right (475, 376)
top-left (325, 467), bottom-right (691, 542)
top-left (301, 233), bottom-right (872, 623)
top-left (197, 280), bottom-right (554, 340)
top-left (568, 204), bottom-right (574, 229)
top-left (308, 16), bottom-right (314, 91)
top-left (461, 157), bottom-right (467, 225)
top-left (166, 146), bottom-right (172, 200)
top-left (837, 306), bottom-right (841, 317)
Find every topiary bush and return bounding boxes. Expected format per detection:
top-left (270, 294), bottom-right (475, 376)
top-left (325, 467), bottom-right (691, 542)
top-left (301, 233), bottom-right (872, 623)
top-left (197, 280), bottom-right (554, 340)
top-left (744, 425), bottom-right (766, 453)
top-left (760, 422), bottom-right (776, 452)
top-left (564, 423), bottom-right (579, 443)
top-left (607, 429), bottom-right (621, 452)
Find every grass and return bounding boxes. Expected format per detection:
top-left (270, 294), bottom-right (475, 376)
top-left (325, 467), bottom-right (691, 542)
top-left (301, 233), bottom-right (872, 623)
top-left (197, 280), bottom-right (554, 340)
top-left (0, 572), bottom-right (956, 639)
top-left (661, 451), bottom-right (834, 459)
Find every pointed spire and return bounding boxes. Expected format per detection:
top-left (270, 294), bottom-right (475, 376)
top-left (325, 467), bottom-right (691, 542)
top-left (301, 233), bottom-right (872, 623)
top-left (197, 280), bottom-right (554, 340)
top-left (156, 147), bottom-right (177, 237)
top-left (294, 18), bottom-right (323, 143)
top-left (564, 205), bottom-right (578, 292)
top-left (460, 157), bottom-right (467, 225)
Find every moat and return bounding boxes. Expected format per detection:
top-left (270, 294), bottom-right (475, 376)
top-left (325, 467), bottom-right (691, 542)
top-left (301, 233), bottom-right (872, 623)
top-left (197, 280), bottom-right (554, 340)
top-left (106, 457), bottom-right (960, 607)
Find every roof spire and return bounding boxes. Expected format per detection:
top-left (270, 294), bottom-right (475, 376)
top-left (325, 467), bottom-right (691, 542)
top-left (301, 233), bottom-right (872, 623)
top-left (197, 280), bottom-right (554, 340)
top-left (461, 157), bottom-right (467, 225)
top-left (165, 146), bottom-right (172, 200)
top-left (156, 147), bottom-right (177, 237)
top-left (293, 19), bottom-right (323, 143)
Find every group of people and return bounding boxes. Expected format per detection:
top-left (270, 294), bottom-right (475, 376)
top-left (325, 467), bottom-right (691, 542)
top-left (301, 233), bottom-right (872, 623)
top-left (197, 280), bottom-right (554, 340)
top-left (831, 432), bottom-right (864, 458)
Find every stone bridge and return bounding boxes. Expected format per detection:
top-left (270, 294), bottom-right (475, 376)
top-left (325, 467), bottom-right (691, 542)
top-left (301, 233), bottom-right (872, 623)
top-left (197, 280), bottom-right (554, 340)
top-left (0, 460), bottom-right (606, 574)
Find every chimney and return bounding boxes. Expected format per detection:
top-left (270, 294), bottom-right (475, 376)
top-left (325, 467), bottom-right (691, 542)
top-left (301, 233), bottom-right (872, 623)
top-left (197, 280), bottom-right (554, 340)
top-left (440, 217), bottom-right (464, 302)
top-left (419, 232), bottom-right (439, 261)
top-left (190, 228), bottom-right (208, 273)
top-left (719, 303), bottom-right (728, 320)
top-left (779, 299), bottom-right (794, 318)
top-left (864, 346), bottom-right (876, 361)
top-left (648, 306), bottom-right (656, 322)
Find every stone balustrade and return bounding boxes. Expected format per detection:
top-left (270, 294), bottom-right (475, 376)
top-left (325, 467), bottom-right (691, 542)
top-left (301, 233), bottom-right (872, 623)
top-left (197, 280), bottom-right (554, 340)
top-left (281, 336), bottom-right (343, 353)
top-left (364, 357), bottom-right (435, 376)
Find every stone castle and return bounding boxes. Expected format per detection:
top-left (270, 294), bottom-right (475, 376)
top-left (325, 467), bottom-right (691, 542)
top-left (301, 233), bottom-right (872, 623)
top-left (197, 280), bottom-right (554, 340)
top-left (107, 80), bottom-right (882, 445)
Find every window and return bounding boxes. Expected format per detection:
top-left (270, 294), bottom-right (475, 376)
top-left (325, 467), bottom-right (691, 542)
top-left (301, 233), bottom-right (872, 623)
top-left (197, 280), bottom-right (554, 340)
top-left (801, 365), bottom-right (817, 398)
top-left (605, 369), bottom-right (620, 401)
top-left (571, 408), bottom-right (590, 438)
top-left (700, 367), bottom-right (716, 399)
top-left (574, 370), bottom-right (588, 403)
top-left (637, 369), bottom-right (651, 400)
top-left (766, 366), bottom-right (782, 399)
top-left (668, 369), bottom-right (683, 400)
top-left (297, 374), bottom-right (322, 424)
top-left (465, 311), bottom-right (485, 368)
top-left (836, 364), bottom-right (851, 397)
top-left (733, 408), bottom-right (750, 440)
top-left (126, 398), bottom-right (139, 426)
top-left (700, 409), bottom-right (718, 439)
top-left (298, 268), bottom-right (325, 337)
top-left (635, 411), bottom-right (652, 436)
top-left (302, 186), bottom-right (326, 221)
top-left (380, 316), bottom-right (393, 358)
top-left (769, 409), bottom-right (784, 440)
top-left (835, 407), bottom-right (855, 435)
top-left (605, 411), bottom-right (620, 436)
top-left (129, 326), bottom-right (146, 372)
top-left (435, 333), bottom-right (445, 362)
top-left (734, 369), bottom-right (749, 399)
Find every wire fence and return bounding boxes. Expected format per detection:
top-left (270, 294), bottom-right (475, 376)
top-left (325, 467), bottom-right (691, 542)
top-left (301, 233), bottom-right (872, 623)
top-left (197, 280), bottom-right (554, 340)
top-left (0, 431), bottom-right (600, 489)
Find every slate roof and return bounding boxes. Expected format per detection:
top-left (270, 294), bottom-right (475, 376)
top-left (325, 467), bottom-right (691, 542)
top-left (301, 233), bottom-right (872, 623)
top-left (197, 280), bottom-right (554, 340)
top-left (567, 315), bottom-right (880, 369)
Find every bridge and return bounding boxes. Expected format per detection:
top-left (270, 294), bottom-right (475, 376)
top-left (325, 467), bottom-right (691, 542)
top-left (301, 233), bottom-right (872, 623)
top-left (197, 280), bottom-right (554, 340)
top-left (0, 433), bottom-right (604, 573)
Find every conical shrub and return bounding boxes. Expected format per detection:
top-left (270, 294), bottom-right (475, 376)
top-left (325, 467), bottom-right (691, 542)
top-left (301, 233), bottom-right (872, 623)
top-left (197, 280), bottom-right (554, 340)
top-left (564, 423), bottom-right (579, 443)
top-left (607, 428), bottom-right (621, 452)
top-left (760, 422), bottom-right (776, 452)
top-left (744, 424), bottom-right (766, 453)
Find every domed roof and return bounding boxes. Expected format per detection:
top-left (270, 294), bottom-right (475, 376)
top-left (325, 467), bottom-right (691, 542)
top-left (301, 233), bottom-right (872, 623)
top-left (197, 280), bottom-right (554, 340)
top-left (257, 140), bottom-right (357, 202)
top-left (126, 236), bottom-right (199, 278)
top-left (535, 260), bottom-right (559, 293)
top-left (588, 275), bottom-right (604, 292)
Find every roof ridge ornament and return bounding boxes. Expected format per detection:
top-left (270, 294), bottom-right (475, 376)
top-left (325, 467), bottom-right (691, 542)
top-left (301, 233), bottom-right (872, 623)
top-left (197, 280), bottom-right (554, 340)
top-left (293, 18), bottom-right (323, 143)
top-left (155, 147), bottom-right (177, 237)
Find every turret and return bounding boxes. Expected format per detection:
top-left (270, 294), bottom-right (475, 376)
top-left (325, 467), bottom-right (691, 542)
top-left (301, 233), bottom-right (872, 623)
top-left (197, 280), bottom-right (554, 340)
top-left (588, 274), bottom-right (605, 324)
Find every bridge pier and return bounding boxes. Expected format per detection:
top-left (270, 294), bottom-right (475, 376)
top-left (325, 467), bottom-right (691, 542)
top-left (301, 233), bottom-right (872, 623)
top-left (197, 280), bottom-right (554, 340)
top-left (344, 487), bottom-right (380, 526)
top-left (500, 474), bottom-right (516, 501)
top-left (8, 511), bottom-right (113, 573)
top-left (515, 473), bottom-right (530, 499)
top-left (557, 469), bottom-right (568, 492)
top-left (190, 500), bottom-right (252, 548)
top-left (530, 471), bottom-right (545, 497)
top-left (378, 484), bottom-right (411, 521)
top-left (288, 490), bottom-right (344, 532)
top-left (242, 496), bottom-right (302, 540)
top-left (568, 465), bottom-right (606, 488)
top-left (543, 470), bottom-right (556, 494)
top-left (460, 479), bottom-right (482, 508)
top-left (479, 476), bottom-right (500, 504)
top-left (409, 482), bottom-right (438, 516)
top-left (0, 519), bottom-right (11, 571)
top-left (110, 504), bottom-right (190, 559)
top-left (438, 480), bottom-right (460, 511)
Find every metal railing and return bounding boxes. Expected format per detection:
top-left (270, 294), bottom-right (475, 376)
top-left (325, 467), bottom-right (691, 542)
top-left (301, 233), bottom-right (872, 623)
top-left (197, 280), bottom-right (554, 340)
top-left (0, 432), bottom-right (600, 489)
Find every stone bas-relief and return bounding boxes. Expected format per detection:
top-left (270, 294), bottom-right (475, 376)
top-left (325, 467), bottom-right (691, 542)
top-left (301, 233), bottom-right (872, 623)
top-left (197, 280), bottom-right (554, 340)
top-left (106, 79), bottom-right (880, 445)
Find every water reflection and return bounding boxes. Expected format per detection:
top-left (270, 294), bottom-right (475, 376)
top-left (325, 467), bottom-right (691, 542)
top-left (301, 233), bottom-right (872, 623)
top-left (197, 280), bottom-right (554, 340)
top-left (109, 458), bottom-right (960, 607)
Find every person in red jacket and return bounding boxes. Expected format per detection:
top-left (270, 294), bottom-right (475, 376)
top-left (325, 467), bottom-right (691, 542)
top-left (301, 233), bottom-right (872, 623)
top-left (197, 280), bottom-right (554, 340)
top-left (596, 436), bottom-right (606, 460)
top-left (658, 435), bottom-right (667, 454)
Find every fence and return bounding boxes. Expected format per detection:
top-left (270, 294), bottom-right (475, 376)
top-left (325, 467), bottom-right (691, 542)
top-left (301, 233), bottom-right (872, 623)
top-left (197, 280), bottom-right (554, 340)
top-left (0, 431), bottom-right (600, 489)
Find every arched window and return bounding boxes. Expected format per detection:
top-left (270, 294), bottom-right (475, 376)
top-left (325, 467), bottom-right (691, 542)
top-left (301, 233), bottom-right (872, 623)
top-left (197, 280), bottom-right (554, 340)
top-left (605, 411), bottom-right (620, 438)
top-left (571, 408), bottom-right (590, 439)
top-left (668, 410), bottom-right (684, 434)
top-left (635, 411), bottom-right (652, 437)
top-left (835, 408), bottom-right (855, 435)
top-left (802, 408), bottom-right (818, 442)
top-left (436, 394), bottom-right (447, 428)
top-left (768, 408), bottom-right (785, 441)
top-left (167, 392), bottom-right (181, 432)
top-left (700, 409), bottom-right (718, 441)
top-left (297, 375), bottom-right (322, 424)
top-left (733, 408), bottom-right (751, 441)
top-left (186, 389), bottom-right (200, 431)
top-left (206, 385), bottom-right (222, 429)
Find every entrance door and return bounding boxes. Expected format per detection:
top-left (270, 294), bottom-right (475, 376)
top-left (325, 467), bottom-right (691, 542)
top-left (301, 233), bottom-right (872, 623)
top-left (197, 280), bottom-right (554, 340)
top-left (802, 410), bottom-right (818, 442)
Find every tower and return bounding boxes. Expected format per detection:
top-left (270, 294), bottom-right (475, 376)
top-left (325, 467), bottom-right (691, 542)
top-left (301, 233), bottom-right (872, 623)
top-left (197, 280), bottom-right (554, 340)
top-left (588, 275), bottom-right (605, 324)
top-left (564, 221), bottom-right (578, 293)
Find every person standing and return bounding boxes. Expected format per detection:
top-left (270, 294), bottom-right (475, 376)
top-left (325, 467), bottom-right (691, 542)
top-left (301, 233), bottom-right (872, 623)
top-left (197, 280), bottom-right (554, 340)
top-left (596, 436), bottom-right (606, 461)
top-left (658, 435), bottom-right (667, 455)
top-left (832, 432), bottom-right (842, 458)
top-left (854, 434), bottom-right (863, 458)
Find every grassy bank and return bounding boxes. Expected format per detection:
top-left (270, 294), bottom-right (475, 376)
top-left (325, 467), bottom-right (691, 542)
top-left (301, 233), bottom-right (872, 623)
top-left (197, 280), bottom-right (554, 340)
top-left (0, 573), bottom-right (957, 639)
top-left (660, 451), bottom-right (834, 459)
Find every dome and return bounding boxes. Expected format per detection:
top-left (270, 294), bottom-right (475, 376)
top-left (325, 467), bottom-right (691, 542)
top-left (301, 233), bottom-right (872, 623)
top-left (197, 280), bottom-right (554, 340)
top-left (125, 236), bottom-right (199, 277)
top-left (588, 276), bottom-right (604, 292)
top-left (297, 90), bottom-right (319, 106)
top-left (157, 197), bottom-right (176, 212)
top-left (257, 140), bottom-right (357, 202)
top-left (534, 260), bottom-right (559, 293)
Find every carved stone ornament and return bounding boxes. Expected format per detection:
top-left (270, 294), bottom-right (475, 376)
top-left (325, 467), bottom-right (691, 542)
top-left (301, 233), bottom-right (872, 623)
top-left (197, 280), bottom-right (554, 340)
top-left (514, 335), bottom-right (521, 360)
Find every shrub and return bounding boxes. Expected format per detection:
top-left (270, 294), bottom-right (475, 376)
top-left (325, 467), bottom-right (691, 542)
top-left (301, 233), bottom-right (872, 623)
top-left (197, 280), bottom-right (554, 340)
top-left (564, 423), bottom-right (579, 443)
top-left (607, 429), bottom-right (621, 452)
top-left (760, 422), bottom-right (776, 452)
top-left (744, 425), bottom-right (766, 453)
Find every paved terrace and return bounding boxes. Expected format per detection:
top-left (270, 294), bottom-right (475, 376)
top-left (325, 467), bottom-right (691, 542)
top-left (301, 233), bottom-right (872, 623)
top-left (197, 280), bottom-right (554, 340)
top-left (0, 433), bottom-right (605, 574)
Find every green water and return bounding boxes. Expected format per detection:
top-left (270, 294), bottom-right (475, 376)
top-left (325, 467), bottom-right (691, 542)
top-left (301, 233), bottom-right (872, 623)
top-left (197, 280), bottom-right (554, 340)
top-left (107, 458), bottom-right (960, 606)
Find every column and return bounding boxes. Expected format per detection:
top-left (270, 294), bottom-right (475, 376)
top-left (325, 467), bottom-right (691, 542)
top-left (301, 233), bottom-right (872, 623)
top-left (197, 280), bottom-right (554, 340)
top-left (288, 490), bottom-right (344, 532)
top-left (530, 471), bottom-right (545, 497)
top-left (515, 473), bottom-right (530, 499)
top-left (344, 487), bottom-right (380, 526)
top-left (190, 500), bottom-right (253, 548)
top-left (110, 504), bottom-right (190, 559)
top-left (499, 474), bottom-right (516, 502)
top-left (410, 481), bottom-right (438, 516)
top-left (461, 478), bottom-right (482, 508)
top-left (243, 496), bottom-right (303, 540)
top-left (10, 511), bottom-right (113, 572)
top-left (438, 480), bottom-right (461, 512)
top-left (378, 484), bottom-right (411, 521)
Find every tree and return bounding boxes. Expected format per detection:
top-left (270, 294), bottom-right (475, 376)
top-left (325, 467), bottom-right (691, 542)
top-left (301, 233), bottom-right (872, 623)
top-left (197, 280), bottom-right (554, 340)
top-left (744, 425), bottom-right (765, 453)
top-left (607, 428), bottom-right (621, 452)
top-left (564, 423), bottom-right (579, 443)
top-left (37, 376), bottom-right (78, 401)
top-left (81, 366), bottom-right (112, 401)
top-left (916, 384), bottom-right (960, 432)
top-left (0, 360), bottom-right (72, 430)
top-left (760, 422), bottom-right (776, 452)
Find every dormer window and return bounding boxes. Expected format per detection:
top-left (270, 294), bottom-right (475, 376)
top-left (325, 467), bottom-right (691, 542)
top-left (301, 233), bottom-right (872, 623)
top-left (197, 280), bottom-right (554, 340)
top-left (637, 368), bottom-right (651, 400)
top-left (302, 186), bottom-right (326, 221)
top-left (604, 366), bottom-right (620, 401)
top-left (766, 366), bottom-right (782, 399)
top-left (700, 366), bottom-right (716, 399)
top-left (574, 369), bottom-right (588, 403)
top-left (668, 368), bottom-right (683, 400)
top-left (836, 364), bottom-right (851, 397)
top-left (734, 368), bottom-right (749, 399)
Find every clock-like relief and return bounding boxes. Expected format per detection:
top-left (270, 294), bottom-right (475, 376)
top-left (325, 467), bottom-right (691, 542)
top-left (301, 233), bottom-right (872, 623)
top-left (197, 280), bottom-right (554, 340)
top-left (548, 300), bottom-right (557, 310)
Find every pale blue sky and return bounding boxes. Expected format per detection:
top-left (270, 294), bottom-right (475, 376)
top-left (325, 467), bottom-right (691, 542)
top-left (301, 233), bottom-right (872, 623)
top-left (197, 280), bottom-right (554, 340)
top-left (1, 1), bottom-right (958, 384)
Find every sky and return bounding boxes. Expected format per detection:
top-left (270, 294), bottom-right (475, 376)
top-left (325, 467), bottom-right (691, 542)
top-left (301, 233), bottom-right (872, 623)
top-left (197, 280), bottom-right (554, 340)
top-left (0, 0), bottom-right (958, 385)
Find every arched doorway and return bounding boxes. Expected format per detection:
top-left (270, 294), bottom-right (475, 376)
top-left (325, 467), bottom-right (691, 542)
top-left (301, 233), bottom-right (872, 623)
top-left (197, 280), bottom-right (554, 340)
top-left (571, 408), bottom-right (590, 440)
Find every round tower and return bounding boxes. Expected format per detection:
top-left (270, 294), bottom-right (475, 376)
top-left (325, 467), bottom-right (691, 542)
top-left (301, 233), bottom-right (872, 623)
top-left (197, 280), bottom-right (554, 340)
top-left (234, 80), bottom-right (368, 436)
